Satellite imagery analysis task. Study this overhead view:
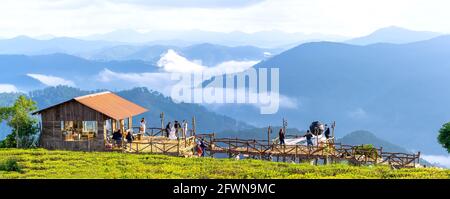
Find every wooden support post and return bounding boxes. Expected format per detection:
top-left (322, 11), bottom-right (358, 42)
top-left (267, 126), bottom-right (271, 146)
top-left (128, 117), bottom-right (132, 131)
top-left (112, 119), bottom-right (116, 132)
top-left (417, 151), bottom-right (421, 166)
top-left (295, 145), bottom-right (298, 163)
top-left (332, 121), bottom-right (336, 140)
top-left (177, 138), bottom-right (181, 156)
top-left (210, 134), bottom-right (214, 157)
top-left (160, 112), bottom-right (164, 130)
top-left (316, 129), bottom-right (319, 147)
top-left (192, 116), bottom-right (196, 137)
top-left (150, 138), bottom-right (153, 153)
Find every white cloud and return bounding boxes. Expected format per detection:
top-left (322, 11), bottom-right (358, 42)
top-left (0, 84), bottom-right (19, 93)
top-left (97, 52), bottom-right (294, 113)
top-left (27, 74), bottom-right (75, 87)
top-left (421, 155), bottom-right (450, 168)
top-left (157, 49), bottom-right (206, 73)
top-left (157, 49), bottom-right (258, 75)
top-left (207, 60), bottom-right (259, 76)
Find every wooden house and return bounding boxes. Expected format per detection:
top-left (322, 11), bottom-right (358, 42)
top-left (33, 91), bottom-right (148, 151)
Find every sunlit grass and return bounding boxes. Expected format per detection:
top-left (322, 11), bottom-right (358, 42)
top-left (0, 148), bottom-right (448, 179)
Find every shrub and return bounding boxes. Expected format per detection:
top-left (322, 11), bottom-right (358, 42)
top-left (0, 158), bottom-right (22, 172)
top-left (354, 144), bottom-right (379, 159)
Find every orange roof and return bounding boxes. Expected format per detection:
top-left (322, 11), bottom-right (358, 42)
top-left (35, 91), bottom-right (148, 120)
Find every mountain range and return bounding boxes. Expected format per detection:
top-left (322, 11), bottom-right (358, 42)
top-left (0, 36), bottom-right (275, 65)
top-left (80, 29), bottom-right (348, 48)
top-left (207, 35), bottom-right (450, 155)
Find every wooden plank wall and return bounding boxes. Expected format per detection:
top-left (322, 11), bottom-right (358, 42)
top-left (39, 100), bottom-right (109, 151)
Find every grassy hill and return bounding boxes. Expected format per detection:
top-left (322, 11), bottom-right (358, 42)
top-left (0, 149), bottom-right (448, 179)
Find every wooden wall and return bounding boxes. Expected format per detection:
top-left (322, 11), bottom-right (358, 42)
top-left (39, 100), bottom-right (110, 151)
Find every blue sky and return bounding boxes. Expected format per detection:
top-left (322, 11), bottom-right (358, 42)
top-left (0, 0), bottom-right (449, 38)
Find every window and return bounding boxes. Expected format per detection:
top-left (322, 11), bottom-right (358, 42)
top-left (61, 121), bottom-right (98, 141)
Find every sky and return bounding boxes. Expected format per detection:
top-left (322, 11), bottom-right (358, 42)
top-left (1, 0), bottom-right (450, 38)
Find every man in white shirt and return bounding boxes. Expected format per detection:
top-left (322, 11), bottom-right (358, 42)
top-left (182, 120), bottom-right (188, 138)
top-left (139, 118), bottom-right (146, 138)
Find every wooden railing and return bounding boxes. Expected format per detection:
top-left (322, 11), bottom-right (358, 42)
top-left (131, 127), bottom-right (164, 137)
top-left (207, 137), bottom-right (420, 168)
top-left (126, 136), bottom-right (197, 156)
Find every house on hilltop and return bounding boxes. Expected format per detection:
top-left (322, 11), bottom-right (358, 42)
top-left (33, 91), bottom-right (148, 151)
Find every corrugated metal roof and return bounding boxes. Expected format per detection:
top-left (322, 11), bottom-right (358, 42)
top-left (34, 91), bottom-right (148, 120)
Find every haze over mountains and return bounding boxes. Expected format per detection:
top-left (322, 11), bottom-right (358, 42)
top-left (1, 26), bottom-right (450, 161)
top-left (80, 29), bottom-right (348, 48)
top-left (209, 34), bottom-right (450, 156)
top-left (347, 26), bottom-right (442, 45)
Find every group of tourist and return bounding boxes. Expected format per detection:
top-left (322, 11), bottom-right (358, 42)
top-left (164, 120), bottom-right (188, 140)
top-left (277, 123), bottom-right (332, 147)
top-left (111, 128), bottom-right (135, 149)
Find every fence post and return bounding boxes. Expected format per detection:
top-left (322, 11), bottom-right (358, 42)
top-left (417, 151), bottom-right (421, 166)
top-left (150, 137), bottom-right (153, 153)
top-left (177, 138), bottom-right (181, 156)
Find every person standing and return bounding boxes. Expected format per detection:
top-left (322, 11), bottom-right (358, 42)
top-left (182, 120), bottom-right (188, 138)
top-left (324, 124), bottom-right (331, 139)
top-left (165, 122), bottom-right (171, 138)
top-left (305, 130), bottom-right (313, 147)
top-left (139, 118), bottom-right (146, 139)
top-left (169, 123), bottom-right (177, 140)
top-left (279, 128), bottom-right (285, 145)
top-left (196, 140), bottom-right (203, 157)
top-left (112, 129), bottom-right (123, 148)
top-left (200, 139), bottom-right (207, 157)
top-left (174, 121), bottom-right (181, 138)
top-left (126, 130), bottom-right (134, 151)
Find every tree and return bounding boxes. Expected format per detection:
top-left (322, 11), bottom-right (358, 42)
top-left (438, 122), bottom-right (450, 153)
top-left (0, 95), bottom-right (39, 148)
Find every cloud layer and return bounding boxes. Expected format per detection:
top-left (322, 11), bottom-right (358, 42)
top-left (109, 0), bottom-right (264, 8)
top-left (2, 0), bottom-right (450, 38)
top-left (96, 50), bottom-right (298, 113)
top-left (27, 74), bottom-right (76, 87)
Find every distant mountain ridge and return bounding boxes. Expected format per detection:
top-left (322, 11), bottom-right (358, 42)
top-left (85, 43), bottom-right (277, 66)
top-left (347, 26), bottom-right (442, 45)
top-left (0, 36), bottom-right (276, 67)
top-left (81, 29), bottom-right (348, 48)
top-left (0, 36), bottom-right (123, 55)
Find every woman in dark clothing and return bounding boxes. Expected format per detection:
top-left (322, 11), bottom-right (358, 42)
top-left (305, 130), bottom-right (313, 147)
top-left (126, 130), bottom-right (134, 151)
top-left (165, 122), bottom-right (171, 137)
top-left (112, 130), bottom-right (122, 148)
top-left (324, 124), bottom-right (331, 139)
top-left (279, 128), bottom-right (285, 145)
top-left (200, 139), bottom-right (207, 157)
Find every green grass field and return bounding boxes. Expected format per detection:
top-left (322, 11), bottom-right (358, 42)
top-left (0, 148), bottom-right (448, 179)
